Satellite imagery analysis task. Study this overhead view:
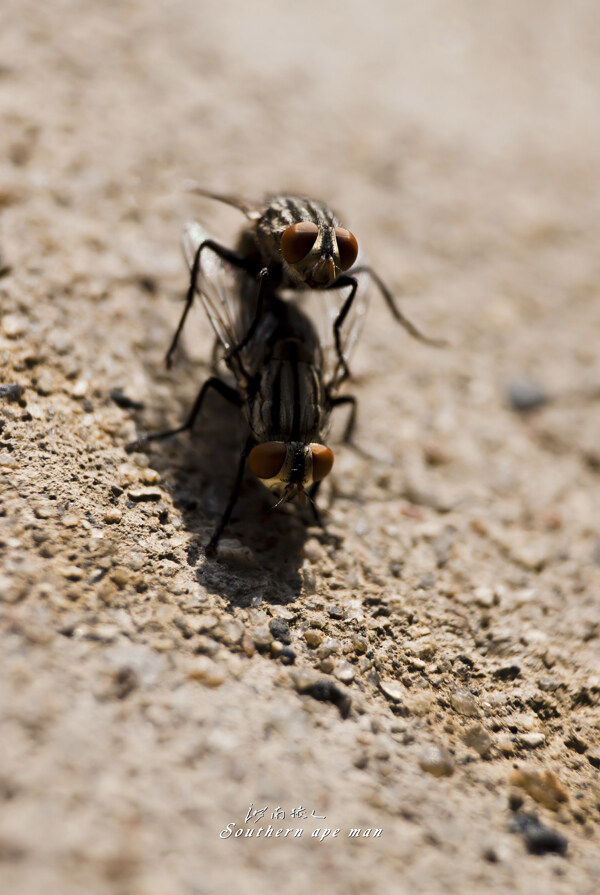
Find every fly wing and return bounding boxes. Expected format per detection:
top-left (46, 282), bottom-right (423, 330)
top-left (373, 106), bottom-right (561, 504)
top-left (294, 253), bottom-right (371, 389)
top-left (182, 222), bottom-right (277, 377)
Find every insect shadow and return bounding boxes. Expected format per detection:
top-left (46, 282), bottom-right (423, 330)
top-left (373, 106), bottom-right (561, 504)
top-left (127, 365), bottom-right (317, 608)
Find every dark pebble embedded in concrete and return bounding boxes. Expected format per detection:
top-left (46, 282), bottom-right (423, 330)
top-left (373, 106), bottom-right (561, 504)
top-left (269, 618), bottom-right (292, 645)
top-left (327, 606), bottom-right (345, 620)
top-left (493, 664), bottom-right (521, 681)
top-left (507, 379), bottom-right (549, 412)
top-left (128, 488), bottom-right (162, 502)
top-left (509, 811), bottom-right (568, 855)
top-left (110, 388), bottom-right (145, 410)
top-left (0, 383), bottom-right (25, 403)
top-left (279, 647), bottom-right (296, 665)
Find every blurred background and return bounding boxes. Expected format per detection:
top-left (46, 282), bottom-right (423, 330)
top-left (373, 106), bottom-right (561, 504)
top-left (1, 2), bottom-right (600, 894)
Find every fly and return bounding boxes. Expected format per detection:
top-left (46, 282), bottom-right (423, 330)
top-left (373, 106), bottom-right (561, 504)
top-left (129, 222), bottom-right (367, 556)
top-left (166, 186), bottom-right (445, 383)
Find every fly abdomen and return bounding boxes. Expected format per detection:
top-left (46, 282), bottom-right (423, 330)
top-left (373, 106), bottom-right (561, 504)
top-left (249, 338), bottom-right (325, 444)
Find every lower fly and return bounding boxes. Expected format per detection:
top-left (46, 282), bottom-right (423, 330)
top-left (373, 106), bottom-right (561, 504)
top-left (129, 222), bottom-right (363, 555)
top-left (166, 186), bottom-right (445, 383)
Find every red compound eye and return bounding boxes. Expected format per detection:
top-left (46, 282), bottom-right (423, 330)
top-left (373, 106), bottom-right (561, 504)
top-left (335, 227), bottom-right (358, 271)
top-left (248, 442), bottom-right (287, 480)
top-left (311, 444), bottom-right (334, 482)
top-left (281, 222), bottom-right (319, 265)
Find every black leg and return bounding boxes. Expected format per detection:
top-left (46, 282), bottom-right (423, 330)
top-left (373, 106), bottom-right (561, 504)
top-left (166, 240), bottom-right (258, 369)
top-left (205, 436), bottom-right (254, 556)
top-left (351, 264), bottom-right (446, 347)
top-left (326, 274), bottom-right (358, 384)
top-left (330, 394), bottom-right (357, 444)
top-left (126, 376), bottom-right (241, 452)
top-left (308, 480), bottom-right (324, 527)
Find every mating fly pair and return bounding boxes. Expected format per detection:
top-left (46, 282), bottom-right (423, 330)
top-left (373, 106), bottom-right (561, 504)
top-left (131, 189), bottom-right (442, 554)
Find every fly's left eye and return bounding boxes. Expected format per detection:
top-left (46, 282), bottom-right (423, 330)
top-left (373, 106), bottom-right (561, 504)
top-left (248, 442), bottom-right (287, 480)
top-left (335, 228), bottom-right (358, 271)
top-left (311, 444), bottom-right (334, 482)
top-left (281, 222), bottom-right (319, 265)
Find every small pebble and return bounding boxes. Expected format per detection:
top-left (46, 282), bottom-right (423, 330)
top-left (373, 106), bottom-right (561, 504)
top-left (141, 468), bottom-right (160, 485)
top-left (379, 679), bottom-right (405, 703)
top-left (187, 657), bottom-right (226, 687)
top-left (0, 383), bottom-right (25, 402)
top-left (507, 379), bottom-right (549, 412)
top-left (328, 605), bottom-right (345, 620)
top-left (270, 639), bottom-right (284, 657)
top-left (241, 632), bottom-right (255, 657)
top-left (269, 618), bottom-right (291, 645)
top-left (279, 647), bottom-right (296, 665)
top-left (193, 635), bottom-right (219, 657)
top-left (419, 744), bottom-right (454, 777)
top-left (463, 723), bottom-right (493, 757)
top-left (251, 625), bottom-right (273, 651)
top-left (509, 811), bottom-right (568, 855)
top-left (518, 732), bottom-right (546, 749)
top-left (353, 750), bottom-right (369, 769)
top-left (497, 734), bottom-right (515, 755)
top-left (450, 688), bottom-right (480, 718)
top-left (304, 628), bottom-right (323, 648)
top-left (128, 488), bottom-right (162, 502)
top-left (563, 732), bottom-right (587, 754)
top-left (351, 634), bottom-right (368, 654)
top-left (71, 378), bottom-right (89, 398)
top-left (103, 509), bottom-right (122, 524)
top-left (60, 565), bottom-right (85, 581)
top-left (334, 661), bottom-right (355, 684)
top-left (2, 313), bottom-right (27, 338)
top-left (212, 620), bottom-right (243, 647)
top-left (61, 514), bottom-right (80, 528)
top-left (110, 388), bottom-right (144, 410)
top-left (317, 638), bottom-right (340, 658)
top-left (493, 664), bottom-right (521, 681)
top-left (0, 573), bottom-right (27, 604)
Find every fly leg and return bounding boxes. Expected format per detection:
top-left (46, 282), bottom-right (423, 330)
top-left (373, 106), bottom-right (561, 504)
top-left (205, 436), bottom-right (254, 557)
top-left (330, 394), bottom-right (358, 444)
top-left (308, 480), bottom-right (324, 527)
top-left (351, 265), bottom-right (447, 348)
top-left (166, 240), bottom-right (258, 369)
top-left (126, 377), bottom-right (241, 452)
top-left (326, 274), bottom-right (357, 384)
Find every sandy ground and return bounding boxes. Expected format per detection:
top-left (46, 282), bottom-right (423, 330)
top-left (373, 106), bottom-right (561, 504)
top-left (1, 2), bottom-right (600, 893)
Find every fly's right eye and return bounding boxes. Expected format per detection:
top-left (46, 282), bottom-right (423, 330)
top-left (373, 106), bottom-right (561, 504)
top-left (311, 444), bottom-right (334, 482)
top-left (280, 222), bottom-right (319, 265)
top-left (248, 442), bottom-right (287, 480)
top-left (334, 228), bottom-right (358, 271)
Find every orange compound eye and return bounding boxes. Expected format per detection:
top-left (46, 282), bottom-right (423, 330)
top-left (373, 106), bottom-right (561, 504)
top-left (334, 228), bottom-right (358, 271)
top-left (281, 222), bottom-right (319, 265)
top-left (311, 444), bottom-right (334, 482)
top-left (248, 442), bottom-right (287, 480)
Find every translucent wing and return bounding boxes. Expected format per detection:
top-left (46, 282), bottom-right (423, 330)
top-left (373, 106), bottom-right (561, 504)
top-left (292, 252), bottom-right (371, 389)
top-left (182, 222), bottom-right (278, 378)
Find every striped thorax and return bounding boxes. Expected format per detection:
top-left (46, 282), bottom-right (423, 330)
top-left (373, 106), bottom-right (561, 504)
top-left (253, 195), bottom-right (358, 288)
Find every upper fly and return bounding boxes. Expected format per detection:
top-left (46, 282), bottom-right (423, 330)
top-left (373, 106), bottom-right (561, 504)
top-left (165, 186), bottom-right (445, 384)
